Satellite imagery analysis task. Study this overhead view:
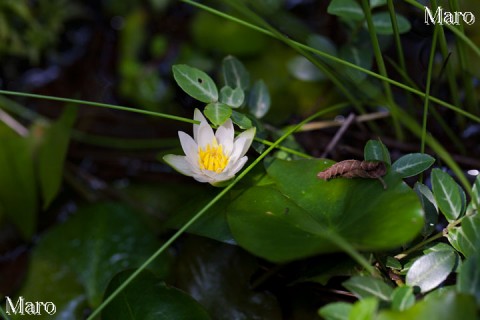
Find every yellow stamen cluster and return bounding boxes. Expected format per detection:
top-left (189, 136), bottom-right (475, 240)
top-left (198, 143), bottom-right (229, 173)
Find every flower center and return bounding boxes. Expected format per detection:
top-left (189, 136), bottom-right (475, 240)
top-left (198, 143), bottom-right (229, 173)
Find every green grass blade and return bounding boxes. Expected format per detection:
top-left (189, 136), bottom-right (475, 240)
top-left (0, 90), bottom-right (198, 124)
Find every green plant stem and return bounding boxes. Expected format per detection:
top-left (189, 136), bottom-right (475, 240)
top-left (0, 90), bottom-right (199, 124)
top-left (394, 218), bottom-right (464, 260)
top-left (421, 22), bottom-right (439, 155)
top-left (181, 0), bottom-right (480, 124)
top-left (387, 0), bottom-right (414, 113)
top-left (87, 102), bottom-right (365, 319)
top-left (361, 0), bottom-right (403, 141)
top-left (254, 137), bottom-right (312, 159)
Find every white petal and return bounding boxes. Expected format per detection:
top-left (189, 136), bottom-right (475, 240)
top-left (178, 131), bottom-right (198, 161)
top-left (226, 156), bottom-right (248, 176)
top-left (197, 121), bottom-right (216, 149)
top-left (215, 118), bottom-right (234, 155)
top-left (193, 109), bottom-right (208, 142)
top-left (163, 155), bottom-right (195, 177)
top-left (230, 127), bottom-right (256, 163)
top-left (191, 173), bottom-right (213, 183)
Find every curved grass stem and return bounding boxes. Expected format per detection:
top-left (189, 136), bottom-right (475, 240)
top-left (0, 90), bottom-right (199, 124)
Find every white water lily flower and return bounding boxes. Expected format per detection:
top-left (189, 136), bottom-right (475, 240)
top-left (164, 109), bottom-right (256, 186)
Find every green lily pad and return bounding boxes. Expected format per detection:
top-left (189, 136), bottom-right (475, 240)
top-left (102, 270), bottom-right (212, 320)
top-left (227, 159), bottom-right (423, 262)
top-left (15, 202), bottom-right (171, 318)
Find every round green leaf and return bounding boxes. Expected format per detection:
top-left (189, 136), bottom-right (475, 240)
top-left (102, 270), bottom-right (212, 320)
top-left (371, 12), bottom-right (411, 35)
top-left (327, 0), bottom-right (364, 21)
top-left (348, 297), bottom-right (378, 320)
top-left (172, 64), bottom-right (218, 103)
top-left (392, 153), bottom-right (435, 178)
top-left (248, 80), bottom-right (270, 119)
top-left (414, 182), bottom-right (438, 237)
top-left (431, 169), bottom-right (463, 221)
top-left (227, 159), bottom-right (424, 262)
top-left (342, 276), bottom-right (393, 301)
top-left (364, 140), bottom-right (391, 165)
top-left (222, 55), bottom-right (250, 90)
top-left (406, 250), bottom-right (457, 293)
top-left (219, 85), bottom-right (245, 108)
top-left (204, 102), bottom-right (232, 126)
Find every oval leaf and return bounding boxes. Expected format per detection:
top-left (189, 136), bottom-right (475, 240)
top-left (364, 140), bottom-right (391, 165)
top-left (457, 253), bottom-right (480, 305)
top-left (377, 291), bottom-right (476, 320)
top-left (219, 85), bottom-right (245, 108)
top-left (371, 12), bottom-right (411, 35)
top-left (414, 182), bottom-right (438, 237)
top-left (172, 64), bottom-right (218, 103)
top-left (391, 286), bottom-right (415, 311)
top-left (102, 270), bottom-right (212, 320)
top-left (222, 55), bottom-right (250, 90)
top-left (343, 276), bottom-right (393, 301)
top-left (431, 169), bottom-right (463, 221)
top-left (227, 159), bottom-right (424, 262)
top-left (231, 110), bottom-right (253, 129)
top-left (204, 102), bottom-right (232, 126)
top-left (327, 0), bottom-right (364, 21)
top-left (318, 302), bottom-right (352, 320)
top-left (406, 250), bottom-right (457, 293)
top-left (248, 80), bottom-right (270, 119)
top-left (447, 213), bottom-right (480, 258)
top-left (392, 153), bottom-right (435, 178)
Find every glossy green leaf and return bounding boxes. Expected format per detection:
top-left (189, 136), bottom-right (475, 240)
top-left (327, 0), bottom-right (364, 21)
top-left (36, 106), bottom-right (76, 209)
top-left (231, 110), bottom-right (253, 129)
top-left (204, 102), bottom-right (232, 126)
top-left (457, 253), bottom-right (480, 305)
top-left (348, 297), bottom-right (378, 320)
top-left (0, 125), bottom-right (37, 238)
top-left (431, 169), bottom-right (463, 221)
top-left (219, 86), bottom-right (244, 108)
top-left (343, 276), bottom-right (393, 301)
top-left (377, 291), bottom-right (476, 320)
top-left (222, 55), bottom-right (250, 90)
top-left (447, 213), bottom-right (480, 257)
top-left (16, 202), bottom-right (170, 314)
top-left (414, 183), bottom-right (438, 237)
top-left (248, 80), bottom-right (270, 119)
top-left (364, 140), bottom-right (391, 165)
top-left (391, 286), bottom-right (415, 311)
top-left (472, 175), bottom-right (480, 209)
top-left (227, 159), bottom-right (423, 262)
top-left (173, 237), bottom-right (281, 319)
top-left (405, 250), bottom-right (457, 293)
top-left (392, 153), bottom-right (435, 178)
top-left (172, 64), bottom-right (218, 103)
top-left (318, 302), bottom-right (352, 320)
top-left (371, 12), bottom-right (411, 35)
top-left (102, 270), bottom-right (212, 320)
